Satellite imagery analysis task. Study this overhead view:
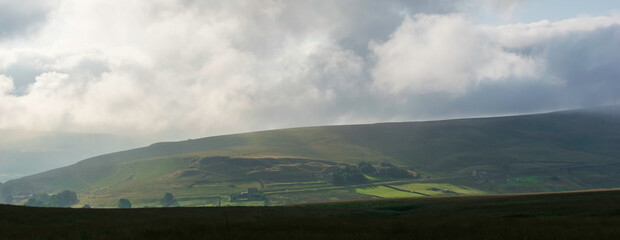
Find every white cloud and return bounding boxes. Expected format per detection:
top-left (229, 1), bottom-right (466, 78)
top-left (0, 75), bottom-right (14, 94)
top-left (370, 14), bottom-right (540, 95)
top-left (370, 13), bottom-right (620, 96)
top-left (0, 0), bottom-right (372, 138)
top-left (484, 15), bottom-right (620, 48)
top-left (0, 0), bottom-right (618, 141)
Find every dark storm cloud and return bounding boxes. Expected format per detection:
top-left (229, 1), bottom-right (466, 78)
top-left (545, 25), bottom-right (620, 107)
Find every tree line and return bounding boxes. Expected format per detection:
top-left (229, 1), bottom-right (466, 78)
top-left (115, 192), bottom-right (180, 208)
top-left (24, 190), bottom-right (79, 207)
top-left (21, 190), bottom-right (181, 209)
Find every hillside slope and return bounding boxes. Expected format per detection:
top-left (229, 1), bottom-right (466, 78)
top-left (3, 105), bottom-right (620, 206)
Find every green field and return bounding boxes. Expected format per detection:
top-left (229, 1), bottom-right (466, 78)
top-left (388, 183), bottom-right (488, 195)
top-left (2, 189), bottom-right (620, 239)
top-left (354, 186), bottom-right (423, 198)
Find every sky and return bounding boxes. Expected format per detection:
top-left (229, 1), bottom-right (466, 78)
top-left (1, 0), bottom-right (620, 142)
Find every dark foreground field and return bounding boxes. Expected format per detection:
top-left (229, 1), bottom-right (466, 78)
top-left (2, 190), bottom-right (620, 239)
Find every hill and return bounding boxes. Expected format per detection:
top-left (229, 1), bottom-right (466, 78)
top-left (0, 131), bottom-right (144, 182)
top-left (2, 189), bottom-right (620, 239)
top-left (2, 105), bottom-right (620, 207)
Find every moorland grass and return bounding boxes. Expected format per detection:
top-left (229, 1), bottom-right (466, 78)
top-left (2, 189), bottom-right (620, 239)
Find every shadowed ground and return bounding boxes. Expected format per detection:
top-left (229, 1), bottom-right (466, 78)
top-left (2, 189), bottom-right (620, 239)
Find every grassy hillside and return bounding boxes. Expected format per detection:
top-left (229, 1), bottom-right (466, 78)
top-left (3, 105), bottom-right (620, 207)
top-left (2, 189), bottom-right (620, 239)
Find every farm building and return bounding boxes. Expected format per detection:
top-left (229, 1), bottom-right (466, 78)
top-left (239, 188), bottom-right (259, 197)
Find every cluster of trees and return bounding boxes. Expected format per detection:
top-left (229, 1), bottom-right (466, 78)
top-left (24, 190), bottom-right (79, 207)
top-left (118, 199), bottom-right (132, 208)
top-left (331, 166), bottom-right (368, 185)
top-left (113, 193), bottom-right (179, 209)
top-left (358, 162), bottom-right (377, 175)
top-left (160, 192), bottom-right (179, 207)
top-left (330, 162), bottom-right (417, 185)
top-left (22, 191), bottom-right (181, 209)
top-left (377, 162), bottom-right (417, 179)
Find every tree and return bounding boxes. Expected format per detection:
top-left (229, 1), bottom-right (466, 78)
top-left (32, 193), bottom-right (51, 202)
top-left (380, 162), bottom-right (394, 168)
top-left (24, 198), bottom-right (44, 207)
top-left (22, 193), bottom-right (51, 207)
top-left (82, 204), bottom-right (92, 209)
top-left (385, 167), bottom-right (413, 179)
top-left (160, 193), bottom-right (179, 207)
top-left (118, 199), bottom-right (132, 208)
top-left (357, 162), bottom-right (377, 175)
top-left (331, 166), bottom-right (368, 185)
top-left (46, 190), bottom-right (79, 207)
top-left (331, 172), bottom-right (345, 185)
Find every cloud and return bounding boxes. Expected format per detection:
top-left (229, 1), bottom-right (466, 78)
top-left (0, 75), bottom-right (14, 94)
top-left (0, 0), bottom-right (58, 39)
top-left (0, 0), bottom-right (618, 141)
top-left (484, 15), bottom-right (620, 48)
top-left (370, 13), bottom-right (540, 95)
top-left (545, 25), bottom-right (620, 106)
top-left (369, 13), bottom-right (620, 111)
top-left (0, 0), bottom-right (383, 137)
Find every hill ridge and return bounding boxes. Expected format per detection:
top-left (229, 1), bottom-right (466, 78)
top-left (2, 105), bottom-right (620, 207)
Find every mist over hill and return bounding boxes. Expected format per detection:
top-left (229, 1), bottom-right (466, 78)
top-left (2, 105), bottom-right (620, 207)
top-left (0, 132), bottom-right (145, 183)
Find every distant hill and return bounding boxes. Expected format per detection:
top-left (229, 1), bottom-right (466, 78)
top-left (2, 105), bottom-right (620, 207)
top-left (0, 131), bottom-right (145, 182)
